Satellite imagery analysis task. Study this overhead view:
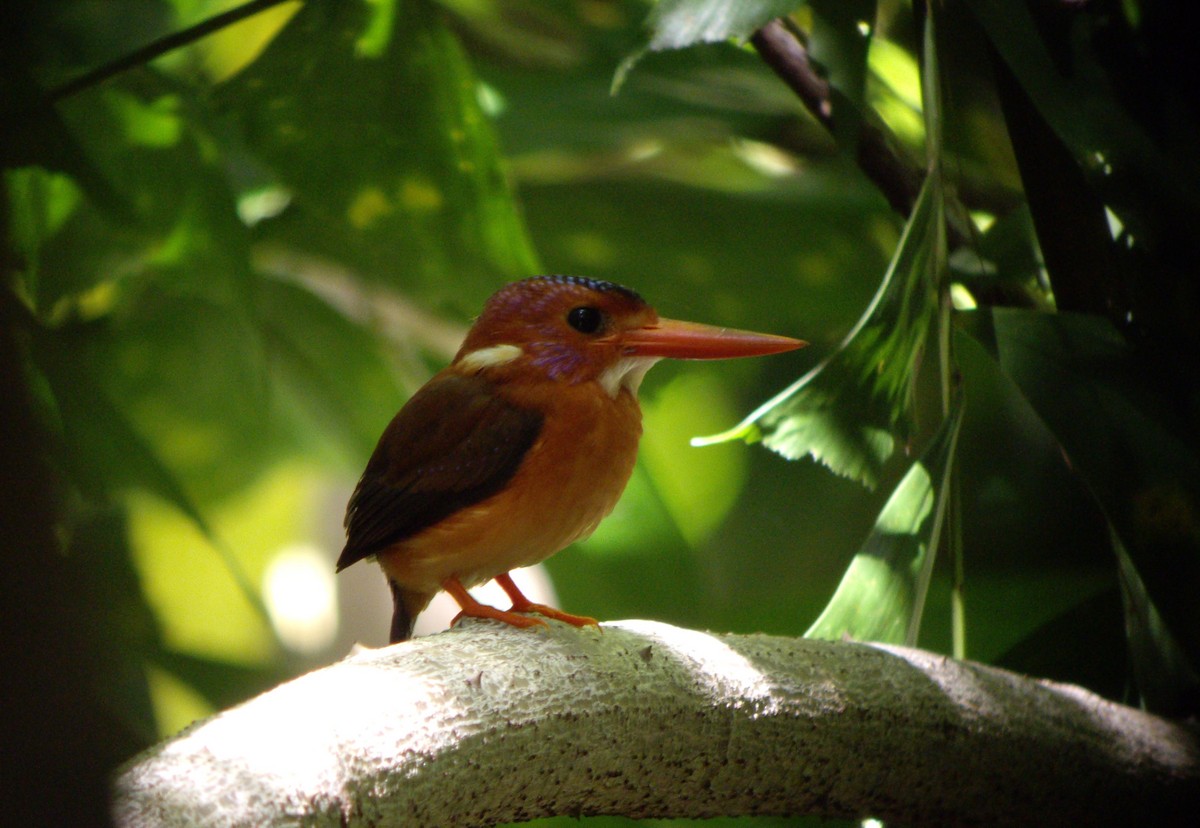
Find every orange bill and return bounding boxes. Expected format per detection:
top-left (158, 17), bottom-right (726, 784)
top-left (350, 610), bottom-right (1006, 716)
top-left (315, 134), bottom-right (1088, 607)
top-left (621, 317), bottom-right (806, 360)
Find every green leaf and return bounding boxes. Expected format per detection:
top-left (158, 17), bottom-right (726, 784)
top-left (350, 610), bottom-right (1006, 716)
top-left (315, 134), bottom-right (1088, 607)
top-left (996, 587), bottom-right (1128, 703)
top-left (35, 80), bottom-right (261, 318)
top-left (218, 0), bottom-right (538, 312)
top-left (33, 327), bottom-right (271, 627)
top-left (36, 330), bottom-right (211, 533)
top-left (982, 308), bottom-right (1200, 678)
top-left (0, 61), bottom-right (130, 217)
top-left (1113, 526), bottom-right (1200, 716)
top-left (4, 167), bottom-right (83, 302)
top-left (961, 0), bottom-right (1200, 236)
top-left (640, 372), bottom-right (751, 547)
top-left (152, 646), bottom-right (292, 712)
top-left (257, 276), bottom-right (408, 467)
top-left (806, 398), bottom-right (963, 645)
top-left (808, 0), bottom-right (874, 107)
top-left (643, 0), bottom-right (808, 50)
top-left (616, 0), bottom-right (808, 89)
top-left (63, 505), bottom-right (162, 749)
top-left (921, 2), bottom-right (943, 170)
top-left (948, 204), bottom-right (1043, 297)
top-left (695, 174), bottom-right (941, 488)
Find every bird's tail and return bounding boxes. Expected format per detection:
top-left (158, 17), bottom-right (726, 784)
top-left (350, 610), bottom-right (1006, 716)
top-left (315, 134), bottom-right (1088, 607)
top-left (389, 581), bottom-right (433, 643)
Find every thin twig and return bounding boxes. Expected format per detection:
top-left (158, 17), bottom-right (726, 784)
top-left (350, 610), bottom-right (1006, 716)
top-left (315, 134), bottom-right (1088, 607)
top-left (49, 0), bottom-right (293, 102)
top-left (749, 21), bottom-right (833, 128)
top-left (751, 19), bottom-right (922, 218)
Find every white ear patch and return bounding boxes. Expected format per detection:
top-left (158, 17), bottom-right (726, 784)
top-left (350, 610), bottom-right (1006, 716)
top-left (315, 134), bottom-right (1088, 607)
top-left (598, 356), bottom-right (661, 398)
top-left (458, 344), bottom-right (523, 372)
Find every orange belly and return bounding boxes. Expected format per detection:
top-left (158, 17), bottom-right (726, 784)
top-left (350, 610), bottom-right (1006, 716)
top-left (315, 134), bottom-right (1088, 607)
top-left (377, 381), bottom-right (642, 593)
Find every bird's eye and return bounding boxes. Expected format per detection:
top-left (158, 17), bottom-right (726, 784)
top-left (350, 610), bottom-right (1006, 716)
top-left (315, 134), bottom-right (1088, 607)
top-left (567, 306), bottom-right (604, 334)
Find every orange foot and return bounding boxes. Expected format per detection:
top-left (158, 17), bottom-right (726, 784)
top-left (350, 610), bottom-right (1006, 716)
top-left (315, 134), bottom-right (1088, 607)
top-left (442, 577), bottom-right (547, 630)
top-left (495, 572), bottom-right (599, 630)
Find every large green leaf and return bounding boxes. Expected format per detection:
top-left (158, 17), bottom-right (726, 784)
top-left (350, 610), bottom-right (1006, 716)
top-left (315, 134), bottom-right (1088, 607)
top-left (962, 0), bottom-right (1200, 241)
top-left (979, 308), bottom-right (1200, 686)
top-left (806, 398), bottom-right (962, 645)
top-left (695, 174), bottom-right (940, 488)
top-left (218, 0), bottom-right (538, 312)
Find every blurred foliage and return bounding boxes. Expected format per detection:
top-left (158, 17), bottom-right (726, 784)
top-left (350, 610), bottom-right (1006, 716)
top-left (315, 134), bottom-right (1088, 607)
top-left (2, 0), bottom-right (1199, 825)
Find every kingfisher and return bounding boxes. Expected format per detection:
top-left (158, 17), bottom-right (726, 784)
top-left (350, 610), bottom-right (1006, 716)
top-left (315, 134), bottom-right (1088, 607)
top-left (337, 275), bottom-right (805, 642)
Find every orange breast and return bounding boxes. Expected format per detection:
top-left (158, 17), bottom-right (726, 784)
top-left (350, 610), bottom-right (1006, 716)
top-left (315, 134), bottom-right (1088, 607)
top-left (377, 381), bottom-right (642, 593)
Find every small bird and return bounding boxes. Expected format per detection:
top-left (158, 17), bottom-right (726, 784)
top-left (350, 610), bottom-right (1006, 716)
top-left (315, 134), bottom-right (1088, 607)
top-left (338, 275), bottom-right (805, 642)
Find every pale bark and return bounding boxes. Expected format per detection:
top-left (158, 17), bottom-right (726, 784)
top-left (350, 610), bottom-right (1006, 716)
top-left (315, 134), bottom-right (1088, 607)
top-left (114, 619), bottom-right (1199, 827)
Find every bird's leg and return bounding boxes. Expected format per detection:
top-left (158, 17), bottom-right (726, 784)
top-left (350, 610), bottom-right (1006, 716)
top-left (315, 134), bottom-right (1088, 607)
top-left (495, 572), bottom-right (599, 630)
top-left (442, 577), bottom-right (547, 631)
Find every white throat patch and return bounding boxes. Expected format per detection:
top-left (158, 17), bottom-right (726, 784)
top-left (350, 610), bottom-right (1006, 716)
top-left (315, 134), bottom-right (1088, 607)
top-left (598, 356), bottom-right (661, 398)
top-left (458, 344), bottom-right (523, 373)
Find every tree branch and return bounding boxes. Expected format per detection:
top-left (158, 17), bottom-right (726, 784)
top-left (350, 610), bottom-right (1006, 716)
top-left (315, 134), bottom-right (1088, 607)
top-left (114, 620), bottom-right (1199, 826)
top-left (48, 0), bottom-right (294, 102)
top-left (750, 19), bottom-right (923, 219)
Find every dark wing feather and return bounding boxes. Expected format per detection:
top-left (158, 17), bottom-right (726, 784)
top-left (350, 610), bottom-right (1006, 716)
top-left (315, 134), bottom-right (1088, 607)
top-left (337, 373), bottom-right (543, 571)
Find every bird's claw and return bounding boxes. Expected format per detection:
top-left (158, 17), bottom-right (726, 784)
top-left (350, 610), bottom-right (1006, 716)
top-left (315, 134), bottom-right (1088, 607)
top-left (509, 602), bottom-right (600, 630)
top-left (451, 606), bottom-right (548, 631)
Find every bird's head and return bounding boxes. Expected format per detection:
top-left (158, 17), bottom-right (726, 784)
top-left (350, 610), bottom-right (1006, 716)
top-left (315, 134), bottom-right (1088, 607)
top-left (452, 275), bottom-right (805, 396)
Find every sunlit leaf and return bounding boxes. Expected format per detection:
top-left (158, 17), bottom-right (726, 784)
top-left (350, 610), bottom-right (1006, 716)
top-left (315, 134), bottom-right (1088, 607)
top-left (127, 477), bottom-right (291, 663)
top-left (218, 0), bottom-right (538, 312)
top-left (644, 0), bottom-right (806, 51)
top-left (867, 38), bottom-right (922, 143)
top-left (4, 168), bottom-right (84, 303)
top-left (185, 0), bottom-right (303, 83)
top-left (805, 398), bottom-right (963, 645)
top-left (616, 0), bottom-right (807, 89)
top-left (695, 174), bottom-right (941, 488)
top-left (144, 664), bottom-right (213, 740)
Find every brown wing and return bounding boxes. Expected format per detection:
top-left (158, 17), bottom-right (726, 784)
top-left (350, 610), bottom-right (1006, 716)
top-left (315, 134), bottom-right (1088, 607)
top-left (337, 372), bottom-right (543, 571)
